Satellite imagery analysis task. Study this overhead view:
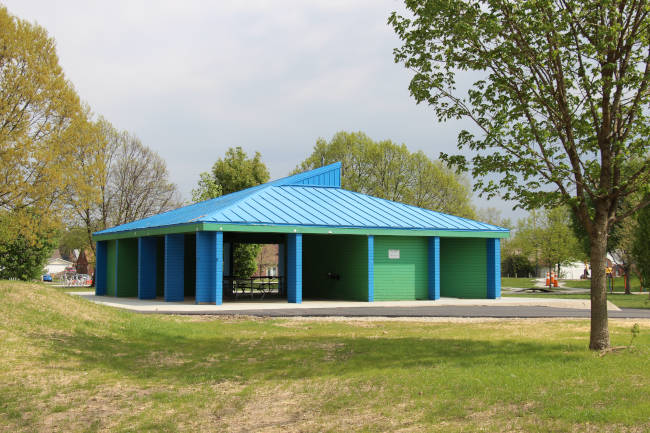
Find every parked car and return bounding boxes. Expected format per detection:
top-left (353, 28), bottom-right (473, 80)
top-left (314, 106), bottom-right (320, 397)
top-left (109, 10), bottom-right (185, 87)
top-left (42, 274), bottom-right (52, 282)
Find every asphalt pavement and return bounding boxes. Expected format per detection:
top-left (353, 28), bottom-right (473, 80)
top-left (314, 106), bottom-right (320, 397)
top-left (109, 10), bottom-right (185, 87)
top-left (138, 305), bottom-right (650, 318)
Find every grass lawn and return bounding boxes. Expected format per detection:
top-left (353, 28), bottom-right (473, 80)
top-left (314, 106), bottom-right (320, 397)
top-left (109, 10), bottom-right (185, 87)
top-left (501, 277), bottom-right (538, 289)
top-left (2, 281), bottom-right (650, 432)
top-left (503, 292), bottom-right (650, 309)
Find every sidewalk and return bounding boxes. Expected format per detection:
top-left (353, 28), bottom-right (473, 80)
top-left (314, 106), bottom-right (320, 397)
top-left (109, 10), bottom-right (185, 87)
top-left (68, 291), bottom-right (621, 313)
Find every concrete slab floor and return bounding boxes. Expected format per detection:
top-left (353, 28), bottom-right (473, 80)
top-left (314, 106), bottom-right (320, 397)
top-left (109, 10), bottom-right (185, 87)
top-left (67, 291), bottom-right (621, 313)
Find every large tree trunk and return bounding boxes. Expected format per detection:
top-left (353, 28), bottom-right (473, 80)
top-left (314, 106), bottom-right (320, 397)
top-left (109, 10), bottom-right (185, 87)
top-left (589, 225), bottom-right (610, 350)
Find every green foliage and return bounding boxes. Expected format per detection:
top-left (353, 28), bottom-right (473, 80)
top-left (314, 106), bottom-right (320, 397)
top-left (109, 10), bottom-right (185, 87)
top-left (209, 147), bottom-right (269, 195)
top-left (632, 205), bottom-right (650, 290)
top-left (58, 227), bottom-right (89, 260)
top-left (502, 254), bottom-right (535, 278)
top-left (233, 244), bottom-right (262, 279)
top-left (390, 0), bottom-right (650, 348)
top-left (510, 207), bottom-right (585, 274)
top-left (191, 172), bottom-right (222, 203)
top-left (295, 131), bottom-right (476, 218)
top-left (0, 211), bottom-right (58, 280)
top-left (194, 147), bottom-right (270, 277)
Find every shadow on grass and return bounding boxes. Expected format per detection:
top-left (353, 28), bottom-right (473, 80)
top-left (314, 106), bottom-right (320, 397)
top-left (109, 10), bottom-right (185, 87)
top-left (35, 322), bottom-right (586, 386)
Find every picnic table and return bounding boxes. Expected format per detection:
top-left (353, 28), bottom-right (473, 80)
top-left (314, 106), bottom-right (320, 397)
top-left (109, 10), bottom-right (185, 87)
top-left (224, 276), bottom-right (284, 299)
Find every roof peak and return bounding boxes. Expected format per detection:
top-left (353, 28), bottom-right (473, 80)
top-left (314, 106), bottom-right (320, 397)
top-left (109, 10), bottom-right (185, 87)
top-left (274, 162), bottom-right (341, 187)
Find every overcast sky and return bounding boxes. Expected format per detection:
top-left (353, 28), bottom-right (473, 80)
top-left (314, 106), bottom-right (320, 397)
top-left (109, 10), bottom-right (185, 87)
top-left (4, 0), bottom-right (525, 222)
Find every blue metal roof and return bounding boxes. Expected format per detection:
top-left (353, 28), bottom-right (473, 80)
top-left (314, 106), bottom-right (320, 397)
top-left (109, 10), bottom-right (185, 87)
top-left (95, 162), bottom-right (509, 235)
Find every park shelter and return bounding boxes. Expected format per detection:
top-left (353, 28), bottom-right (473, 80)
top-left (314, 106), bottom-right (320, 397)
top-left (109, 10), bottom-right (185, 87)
top-left (92, 163), bottom-right (509, 304)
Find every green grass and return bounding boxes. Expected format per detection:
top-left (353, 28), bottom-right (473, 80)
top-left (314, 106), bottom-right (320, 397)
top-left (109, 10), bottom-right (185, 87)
top-left (504, 292), bottom-right (650, 309)
top-left (501, 276), bottom-right (642, 291)
top-left (501, 277), bottom-right (538, 289)
top-left (1, 281), bottom-right (650, 432)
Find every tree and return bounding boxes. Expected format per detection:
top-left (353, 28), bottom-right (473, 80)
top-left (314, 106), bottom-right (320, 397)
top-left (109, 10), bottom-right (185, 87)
top-left (0, 6), bottom-right (84, 240)
top-left (390, 0), bottom-right (650, 350)
top-left (67, 118), bottom-right (181, 253)
top-left (295, 131), bottom-right (476, 218)
top-left (194, 147), bottom-right (270, 278)
top-left (0, 210), bottom-right (58, 280)
top-left (512, 207), bottom-right (584, 277)
top-left (632, 204), bottom-right (650, 295)
top-left (109, 132), bottom-right (181, 226)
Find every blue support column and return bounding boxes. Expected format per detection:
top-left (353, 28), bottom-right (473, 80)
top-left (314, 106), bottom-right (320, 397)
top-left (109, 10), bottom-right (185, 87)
top-left (138, 237), bottom-right (157, 299)
top-left (367, 235), bottom-right (374, 302)
top-left (215, 231), bottom-right (223, 305)
top-left (114, 239), bottom-right (120, 297)
top-left (428, 236), bottom-right (440, 300)
top-left (164, 234), bottom-right (184, 302)
top-left (195, 231), bottom-right (215, 303)
top-left (196, 231), bottom-right (222, 304)
top-left (95, 240), bottom-right (107, 296)
top-left (287, 233), bottom-right (302, 303)
top-left (487, 238), bottom-right (501, 299)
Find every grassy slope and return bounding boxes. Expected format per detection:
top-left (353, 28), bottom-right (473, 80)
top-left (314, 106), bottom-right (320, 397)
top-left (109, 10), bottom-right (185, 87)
top-left (1, 281), bottom-right (650, 433)
top-left (502, 276), bottom-right (642, 291)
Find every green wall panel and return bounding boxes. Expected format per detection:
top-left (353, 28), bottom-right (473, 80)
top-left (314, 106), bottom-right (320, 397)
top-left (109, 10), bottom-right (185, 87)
top-left (117, 238), bottom-right (138, 297)
top-left (184, 234), bottom-right (196, 297)
top-left (373, 236), bottom-right (428, 300)
top-left (440, 238), bottom-right (487, 298)
top-left (106, 240), bottom-right (117, 296)
top-left (302, 234), bottom-right (369, 301)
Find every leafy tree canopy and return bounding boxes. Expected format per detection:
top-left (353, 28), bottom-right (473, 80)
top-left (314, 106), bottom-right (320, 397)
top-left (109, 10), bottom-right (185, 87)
top-left (390, 0), bottom-right (650, 350)
top-left (193, 147), bottom-right (270, 279)
top-left (295, 131), bottom-right (476, 218)
top-left (0, 210), bottom-right (58, 280)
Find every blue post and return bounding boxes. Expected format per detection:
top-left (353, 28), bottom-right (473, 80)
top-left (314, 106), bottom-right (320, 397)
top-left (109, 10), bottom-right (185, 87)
top-left (287, 233), bottom-right (302, 303)
top-left (95, 240), bottom-right (107, 296)
top-left (195, 231), bottom-right (215, 303)
top-left (487, 238), bottom-right (501, 299)
top-left (114, 239), bottom-right (120, 297)
top-left (216, 231), bottom-right (223, 305)
top-left (428, 236), bottom-right (440, 300)
top-left (138, 237), bottom-right (157, 299)
top-left (164, 234), bottom-right (184, 302)
top-left (368, 235), bottom-right (374, 302)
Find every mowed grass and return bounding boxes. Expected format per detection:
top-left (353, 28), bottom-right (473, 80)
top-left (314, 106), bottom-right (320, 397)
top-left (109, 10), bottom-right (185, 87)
top-left (1, 281), bottom-right (650, 433)
top-left (502, 276), bottom-right (642, 291)
top-left (504, 293), bottom-right (650, 309)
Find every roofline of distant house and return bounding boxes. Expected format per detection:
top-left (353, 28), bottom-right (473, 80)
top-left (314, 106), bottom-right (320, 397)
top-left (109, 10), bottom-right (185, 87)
top-left (92, 221), bottom-right (510, 241)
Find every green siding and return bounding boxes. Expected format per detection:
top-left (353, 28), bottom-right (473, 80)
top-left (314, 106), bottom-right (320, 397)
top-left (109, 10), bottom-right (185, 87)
top-left (184, 234), bottom-right (196, 297)
top-left (373, 236), bottom-right (428, 300)
top-left (106, 240), bottom-right (117, 296)
top-left (116, 238), bottom-right (138, 297)
top-left (440, 238), bottom-right (487, 298)
top-left (302, 235), bottom-right (369, 301)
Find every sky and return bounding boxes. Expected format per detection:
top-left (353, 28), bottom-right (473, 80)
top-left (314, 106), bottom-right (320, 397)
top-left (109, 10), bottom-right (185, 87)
top-left (4, 0), bottom-right (526, 222)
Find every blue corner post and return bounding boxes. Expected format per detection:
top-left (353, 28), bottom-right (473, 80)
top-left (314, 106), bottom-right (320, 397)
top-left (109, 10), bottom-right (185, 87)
top-left (195, 231), bottom-right (223, 304)
top-left (287, 233), bottom-right (302, 303)
top-left (428, 236), bottom-right (440, 300)
top-left (164, 234), bottom-right (184, 302)
top-left (368, 235), bottom-right (374, 302)
top-left (138, 237), bottom-right (157, 299)
top-left (95, 240), bottom-right (107, 296)
top-left (487, 238), bottom-right (501, 299)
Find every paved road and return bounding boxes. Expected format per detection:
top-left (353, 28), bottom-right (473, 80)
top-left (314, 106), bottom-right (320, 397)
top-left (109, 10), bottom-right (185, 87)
top-left (140, 305), bottom-right (650, 319)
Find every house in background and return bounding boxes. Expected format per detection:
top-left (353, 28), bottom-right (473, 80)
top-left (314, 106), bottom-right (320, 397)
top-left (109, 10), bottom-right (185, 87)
top-left (43, 250), bottom-right (74, 275)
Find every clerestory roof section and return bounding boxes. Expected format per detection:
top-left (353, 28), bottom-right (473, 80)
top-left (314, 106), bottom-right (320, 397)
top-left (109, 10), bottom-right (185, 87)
top-left (93, 162), bottom-right (509, 238)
